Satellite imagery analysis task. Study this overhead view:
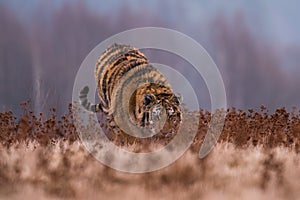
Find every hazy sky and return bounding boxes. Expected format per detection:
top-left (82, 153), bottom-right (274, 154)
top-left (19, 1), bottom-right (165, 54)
top-left (1, 0), bottom-right (300, 46)
top-left (1, 0), bottom-right (299, 113)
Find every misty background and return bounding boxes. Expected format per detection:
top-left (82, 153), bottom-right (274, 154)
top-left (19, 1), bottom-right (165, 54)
top-left (1, 0), bottom-right (300, 115)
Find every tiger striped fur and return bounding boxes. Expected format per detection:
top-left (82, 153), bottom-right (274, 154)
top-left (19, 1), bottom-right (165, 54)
top-left (80, 43), bottom-right (182, 141)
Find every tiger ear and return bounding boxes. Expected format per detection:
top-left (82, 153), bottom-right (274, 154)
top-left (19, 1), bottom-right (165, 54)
top-left (173, 94), bottom-right (182, 105)
top-left (143, 94), bottom-right (155, 106)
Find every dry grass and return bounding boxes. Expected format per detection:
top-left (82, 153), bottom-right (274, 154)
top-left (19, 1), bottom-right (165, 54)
top-left (1, 102), bottom-right (300, 199)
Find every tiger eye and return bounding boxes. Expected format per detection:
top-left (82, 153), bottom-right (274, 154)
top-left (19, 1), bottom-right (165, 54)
top-left (143, 94), bottom-right (155, 106)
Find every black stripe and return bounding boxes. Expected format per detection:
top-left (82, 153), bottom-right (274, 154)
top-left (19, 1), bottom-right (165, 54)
top-left (98, 48), bottom-right (144, 90)
top-left (99, 49), bottom-right (148, 108)
top-left (79, 94), bottom-right (87, 99)
top-left (80, 86), bottom-right (89, 94)
top-left (97, 46), bottom-right (133, 106)
top-left (96, 44), bottom-right (134, 84)
top-left (106, 59), bottom-right (148, 104)
top-left (81, 99), bottom-right (88, 107)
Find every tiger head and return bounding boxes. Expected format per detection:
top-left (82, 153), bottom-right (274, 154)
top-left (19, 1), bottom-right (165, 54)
top-left (129, 83), bottom-right (182, 135)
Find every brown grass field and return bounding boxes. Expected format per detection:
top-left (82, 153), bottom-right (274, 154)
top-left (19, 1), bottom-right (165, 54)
top-left (1, 102), bottom-right (300, 200)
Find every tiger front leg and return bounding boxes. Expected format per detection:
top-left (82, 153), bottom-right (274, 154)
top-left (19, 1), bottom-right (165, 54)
top-left (106, 114), bottom-right (135, 146)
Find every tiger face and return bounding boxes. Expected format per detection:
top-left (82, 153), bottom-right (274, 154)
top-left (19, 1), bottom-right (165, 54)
top-left (129, 83), bottom-right (182, 135)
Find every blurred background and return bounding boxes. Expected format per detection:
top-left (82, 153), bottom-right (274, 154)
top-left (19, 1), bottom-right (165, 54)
top-left (1, 0), bottom-right (300, 115)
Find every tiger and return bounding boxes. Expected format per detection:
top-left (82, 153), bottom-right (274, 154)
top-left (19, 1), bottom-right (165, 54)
top-left (79, 43), bottom-right (182, 144)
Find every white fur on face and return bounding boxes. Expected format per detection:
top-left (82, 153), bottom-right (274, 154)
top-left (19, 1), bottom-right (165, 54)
top-left (151, 104), bottom-right (161, 121)
top-left (168, 107), bottom-right (174, 115)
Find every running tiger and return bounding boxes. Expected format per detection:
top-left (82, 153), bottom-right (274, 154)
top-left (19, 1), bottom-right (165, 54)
top-left (79, 43), bottom-right (182, 142)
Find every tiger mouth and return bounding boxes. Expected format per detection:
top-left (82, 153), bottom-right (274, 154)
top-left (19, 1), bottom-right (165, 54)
top-left (140, 104), bottom-right (181, 128)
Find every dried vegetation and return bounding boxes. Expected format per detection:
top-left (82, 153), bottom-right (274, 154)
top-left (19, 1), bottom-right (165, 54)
top-left (1, 102), bottom-right (300, 199)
